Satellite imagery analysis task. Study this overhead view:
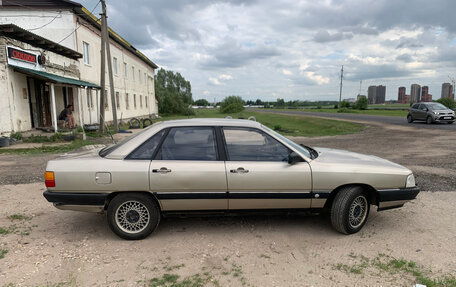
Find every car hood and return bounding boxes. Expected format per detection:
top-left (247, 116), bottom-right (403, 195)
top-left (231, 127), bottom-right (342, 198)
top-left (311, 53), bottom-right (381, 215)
top-left (432, 109), bottom-right (454, 113)
top-left (312, 147), bottom-right (409, 172)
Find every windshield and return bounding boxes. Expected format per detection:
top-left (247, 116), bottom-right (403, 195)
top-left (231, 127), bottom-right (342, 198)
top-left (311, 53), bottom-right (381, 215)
top-left (426, 103), bottom-right (449, 110)
top-left (99, 124), bottom-right (157, 157)
top-left (261, 125), bottom-right (312, 159)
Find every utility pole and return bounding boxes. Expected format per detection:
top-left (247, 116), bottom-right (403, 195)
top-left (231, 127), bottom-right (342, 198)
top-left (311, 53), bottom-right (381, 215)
top-left (339, 65), bottom-right (344, 106)
top-left (359, 80), bottom-right (362, 96)
top-left (99, 3), bottom-right (106, 134)
top-left (448, 75), bottom-right (455, 99)
top-left (99, 0), bottom-right (118, 133)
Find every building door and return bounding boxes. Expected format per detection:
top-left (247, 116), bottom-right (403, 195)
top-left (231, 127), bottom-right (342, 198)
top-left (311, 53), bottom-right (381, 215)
top-left (32, 79), bottom-right (52, 127)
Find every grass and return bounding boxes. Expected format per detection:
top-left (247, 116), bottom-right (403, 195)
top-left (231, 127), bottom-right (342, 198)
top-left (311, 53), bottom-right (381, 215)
top-left (0, 139), bottom-right (92, 155)
top-left (158, 109), bottom-right (363, 137)
top-left (148, 273), bottom-right (216, 287)
top-left (0, 249), bottom-right (7, 259)
top-left (271, 107), bottom-right (408, 117)
top-left (334, 253), bottom-right (456, 287)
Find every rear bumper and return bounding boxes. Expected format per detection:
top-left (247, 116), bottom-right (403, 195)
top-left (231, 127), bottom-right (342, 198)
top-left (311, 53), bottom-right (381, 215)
top-left (43, 191), bottom-right (108, 206)
top-left (377, 187), bottom-right (420, 211)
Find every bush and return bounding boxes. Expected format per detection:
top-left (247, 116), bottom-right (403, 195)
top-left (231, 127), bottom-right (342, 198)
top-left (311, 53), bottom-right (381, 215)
top-left (354, 97), bottom-right (368, 110)
top-left (436, 97), bottom-right (456, 110)
top-left (340, 100), bottom-right (351, 108)
top-left (220, 96), bottom-right (244, 114)
top-left (9, 132), bottom-right (22, 141)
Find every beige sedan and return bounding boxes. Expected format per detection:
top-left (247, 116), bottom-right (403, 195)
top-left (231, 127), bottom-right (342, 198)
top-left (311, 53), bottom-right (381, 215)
top-left (43, 119), bottom-right (419, 240)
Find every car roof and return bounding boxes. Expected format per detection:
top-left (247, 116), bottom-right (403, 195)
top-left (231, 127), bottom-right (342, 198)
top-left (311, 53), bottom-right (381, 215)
top-left (156, 118), bottom-right (262, 128)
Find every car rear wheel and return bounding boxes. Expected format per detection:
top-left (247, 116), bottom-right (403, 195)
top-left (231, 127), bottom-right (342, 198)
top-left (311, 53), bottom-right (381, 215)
top-left (448, 121), bottom-right (454, 124)
top-left (107, 193), bottom-right (160, 240)
top-left (407, 115), bottom-right (413, 123)
top-left (426, 116), bottom-right (433, 124)
top-left (331, 186), bottom-right (370, 234)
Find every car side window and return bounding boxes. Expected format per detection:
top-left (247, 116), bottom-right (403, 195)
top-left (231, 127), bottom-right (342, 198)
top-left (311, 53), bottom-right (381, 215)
top-left (127, 129), bottom-right (166, 160)
top-left (155, 127), bottom-right (218, 161)
top-left (223, 128), bottom-right (290, 161)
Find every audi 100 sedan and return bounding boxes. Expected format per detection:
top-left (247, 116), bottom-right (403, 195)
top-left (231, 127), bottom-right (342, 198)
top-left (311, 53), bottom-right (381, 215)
top-left (43, 119), bottom-right (419, 240)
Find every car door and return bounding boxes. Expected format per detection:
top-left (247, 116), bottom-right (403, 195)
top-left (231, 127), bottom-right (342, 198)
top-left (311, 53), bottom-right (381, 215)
top-left (222, 127), bottom-right (312, 210)
top-left (416, 104), bottom-right (427, 120)
top-left (149, 126), bottom-right (228, 211)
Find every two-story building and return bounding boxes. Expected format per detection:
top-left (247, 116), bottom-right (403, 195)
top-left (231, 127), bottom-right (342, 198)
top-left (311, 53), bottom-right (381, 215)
top-left (0, 0), bottom-right (158, 134)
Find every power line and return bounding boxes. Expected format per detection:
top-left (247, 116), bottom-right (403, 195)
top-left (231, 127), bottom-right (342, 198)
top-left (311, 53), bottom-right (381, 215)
top-left (55, 0), bottom-right (101, 44)
top-left (27, 12), bottom-right (62, 31)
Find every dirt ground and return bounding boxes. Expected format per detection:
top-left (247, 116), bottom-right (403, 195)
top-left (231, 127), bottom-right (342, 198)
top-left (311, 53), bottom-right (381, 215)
top-left (0, 122), bottom-right (455, 286)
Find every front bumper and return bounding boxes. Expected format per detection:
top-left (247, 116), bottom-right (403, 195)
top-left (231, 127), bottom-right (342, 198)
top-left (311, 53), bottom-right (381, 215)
top-left (377, 187), bottom-right (420, 211)
top-left (433, 115), bottom-right (454, 122)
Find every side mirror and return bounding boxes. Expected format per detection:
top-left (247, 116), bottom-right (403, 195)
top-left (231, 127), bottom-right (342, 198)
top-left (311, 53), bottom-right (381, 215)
top-left (288, 151), bottom-right (303, 165)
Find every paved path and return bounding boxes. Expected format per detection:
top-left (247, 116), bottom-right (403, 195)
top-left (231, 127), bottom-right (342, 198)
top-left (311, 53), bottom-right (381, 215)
top-left (253, 109), bottom-right (456, 130)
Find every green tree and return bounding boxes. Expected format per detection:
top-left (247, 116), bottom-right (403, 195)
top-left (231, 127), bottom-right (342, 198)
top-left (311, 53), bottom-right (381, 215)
top-left (340, 100), bottom-right (351, 108)
top-left (436, 97), bottom-right (456, 110)
top-left (220, 96), bottom-right (245, 113)
top-left (276, 98), bottom-right (285, 107)
top-left (194, 99), bottom-right (210, 106)
top-left (154, 68), bottom-right (193, 114)
top-left (354, 97), bottom-right (368, 110)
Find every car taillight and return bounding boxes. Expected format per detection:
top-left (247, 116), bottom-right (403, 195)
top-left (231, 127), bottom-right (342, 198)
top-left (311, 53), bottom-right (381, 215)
top-left (44, 171), bottom-right (55, 187)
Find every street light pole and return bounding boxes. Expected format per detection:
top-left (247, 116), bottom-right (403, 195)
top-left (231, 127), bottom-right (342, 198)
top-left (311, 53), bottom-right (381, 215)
top-left (339, 65), bottom-right (344, 107)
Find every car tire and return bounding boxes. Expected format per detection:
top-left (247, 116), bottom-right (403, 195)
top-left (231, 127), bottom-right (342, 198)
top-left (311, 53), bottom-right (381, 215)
top-left (107, 193), bottom-right (160, 240)
top-left (407, 115), bottom-right (413, 123)
top-left (448, 121), bottom-right (454, 124)
top-left (331, 186), bottom-right (370, 234)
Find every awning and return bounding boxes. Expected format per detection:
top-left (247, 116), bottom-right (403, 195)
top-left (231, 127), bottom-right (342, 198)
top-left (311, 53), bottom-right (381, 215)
top-left (10, 64), bottom-right (101, 89)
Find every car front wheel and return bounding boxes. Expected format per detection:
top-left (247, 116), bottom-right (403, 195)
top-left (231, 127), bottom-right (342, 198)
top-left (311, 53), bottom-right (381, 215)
top-left (331, 186), bottom-right (370, 234)
top-left (107, 193), bottom-right (160, 240)
top-left (426, 116), bottom-right (433, 124)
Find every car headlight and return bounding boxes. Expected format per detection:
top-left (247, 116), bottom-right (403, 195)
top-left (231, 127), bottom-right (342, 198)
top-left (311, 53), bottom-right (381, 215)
top-left (406, 174), bottom-right (415, 188)
top-left (433, 111), bottom-right (439, 115)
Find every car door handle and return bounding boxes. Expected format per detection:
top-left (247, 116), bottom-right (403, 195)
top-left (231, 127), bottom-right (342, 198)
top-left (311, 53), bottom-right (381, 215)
top-left (152, 167), bottom-right (172, 173)
top-left (230, 167), bottom-right (249, 174)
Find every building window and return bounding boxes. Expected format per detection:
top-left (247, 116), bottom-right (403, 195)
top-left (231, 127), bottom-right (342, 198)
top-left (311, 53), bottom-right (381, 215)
top-left (116, 91), bottom-right (120, 109)
top-left (134, 94), bottom-right (137, 109)
top-left (140, 95), bottom-right (143, 108)
top-left (124, 63), bottom-right (127, 79)
top-left (125, 93), bottom-right (129, 109)
top-left (83, 42), bottom-right (90, 65)
top-left (138, 70), bottom-right (142, 84)
top-left (145, 96), bottom-right (148, 108)
top-left (104, 90), bottom-right (108, 110)
top-left (132, 66), bottom-right (135, 81)
top-left (113, 57), bottom-right (118, 76)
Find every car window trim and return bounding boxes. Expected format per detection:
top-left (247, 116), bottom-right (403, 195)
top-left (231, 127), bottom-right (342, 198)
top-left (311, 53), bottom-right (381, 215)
top-left (153, 126), bottom-right (220, 161)
top-left (215, 126), bottom-right (227, 161)
top-left (221, 126), bottom-right (293, 162)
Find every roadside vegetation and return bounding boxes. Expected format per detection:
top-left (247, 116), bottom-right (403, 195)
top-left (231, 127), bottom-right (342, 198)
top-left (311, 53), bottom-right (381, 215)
top-left (157, 108), bottom-right (363, 137)
top-left (334, 253), bottom-right (456, 287)
top-left (0, 213), bottom-right (36, 236)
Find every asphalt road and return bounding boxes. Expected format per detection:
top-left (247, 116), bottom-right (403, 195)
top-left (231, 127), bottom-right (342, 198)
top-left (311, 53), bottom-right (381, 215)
top-left (253, 109), bottom-right (456, 130)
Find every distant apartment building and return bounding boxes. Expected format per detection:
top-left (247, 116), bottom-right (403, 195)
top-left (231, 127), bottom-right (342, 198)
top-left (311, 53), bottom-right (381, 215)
top-left (410, 84), bottom-right (421, 103)
top-left (368, 86), bottom-right (376, 104)
top-left (376, 85), bottom-right (386, 104)
top-left (441, 83), bottom-right (454, 99)
top-left (421, 86), bottom-right (432, 102)
top-left (398, 87), bottom-right (407, 103)
top-left (367, 85), bottom-right (385, 104)
top-left (404, 95), bottom-right (411, 103)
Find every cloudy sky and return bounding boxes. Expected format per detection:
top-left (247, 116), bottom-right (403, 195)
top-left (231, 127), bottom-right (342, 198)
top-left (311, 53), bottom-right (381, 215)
top-left (80, 0), bottom-right (456, 102)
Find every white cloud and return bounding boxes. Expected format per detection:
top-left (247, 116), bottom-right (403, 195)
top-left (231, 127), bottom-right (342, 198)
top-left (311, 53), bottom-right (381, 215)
top-left (79, 0), bottom-right (456, 101)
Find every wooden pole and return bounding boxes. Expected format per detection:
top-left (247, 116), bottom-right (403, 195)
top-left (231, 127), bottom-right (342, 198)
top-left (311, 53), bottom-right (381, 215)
top-left (99, 1), bottom-right (107, 133)
top-left (102, 0), bottom-right (118, 132)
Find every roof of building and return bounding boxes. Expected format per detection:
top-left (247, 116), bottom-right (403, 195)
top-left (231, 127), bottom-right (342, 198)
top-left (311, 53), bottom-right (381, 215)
top-left (10, 64), bottom-right (101, 89)
top-left (1, 0), bottom-right (158, 69)
top-left (0, 24), bottom-right (82, 59)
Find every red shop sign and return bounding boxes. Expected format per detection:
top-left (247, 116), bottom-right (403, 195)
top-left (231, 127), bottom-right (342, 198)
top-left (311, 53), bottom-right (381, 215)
top-left (7, 47), bottom-right (36, 64)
